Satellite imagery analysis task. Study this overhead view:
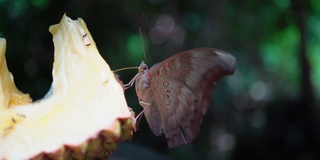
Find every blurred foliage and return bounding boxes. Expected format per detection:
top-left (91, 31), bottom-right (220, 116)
top-left (0, 0), bottom-right (319, 160)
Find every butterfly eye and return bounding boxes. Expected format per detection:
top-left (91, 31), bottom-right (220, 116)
top-left (142, 64), bottom-right (148, 70)
top-left (139, 63), bottom-right (148, 73)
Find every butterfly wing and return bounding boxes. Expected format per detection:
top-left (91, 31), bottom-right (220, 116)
top-left (147, 48), bottom-right (236, 148)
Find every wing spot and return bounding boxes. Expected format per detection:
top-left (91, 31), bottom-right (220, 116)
top-left (174, 59), bottom-right (181, 69)
top-left (164, 63), bottom-right (171, 74)
top-left (164, 63), bottom-right (169, 69)
top-left (165, 95), bottom-right (170, 105)
top-left (166, 89), bottom-right (171, 93)
top-left (163, 81), bottom-right (169, 87)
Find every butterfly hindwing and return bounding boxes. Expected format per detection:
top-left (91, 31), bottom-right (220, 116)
top-left (143, 99), bottom-right (162, 136)
top-left (150, 75), bottom-right (204, 148)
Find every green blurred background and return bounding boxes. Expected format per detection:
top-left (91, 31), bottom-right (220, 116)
top-left (1, 0), bottom-right (319, 159)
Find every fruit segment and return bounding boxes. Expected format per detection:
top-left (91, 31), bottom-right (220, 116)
top-left (0, 14), bottom-right (134, 159)
top-left (0, 39), bottom-right (32, 109)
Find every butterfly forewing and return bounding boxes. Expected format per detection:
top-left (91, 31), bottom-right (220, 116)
top-left (135, 48), bottom-right (236, 148)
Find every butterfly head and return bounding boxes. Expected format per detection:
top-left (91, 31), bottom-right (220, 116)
top-left (138, 61), bottom-right (149, 73)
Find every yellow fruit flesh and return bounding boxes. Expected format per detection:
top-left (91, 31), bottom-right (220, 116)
top-left (0, 14), bottom-right (134, 159)
top-left (0, 39), bottom-right (32, 109)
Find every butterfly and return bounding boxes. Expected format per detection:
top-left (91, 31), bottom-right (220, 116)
top-left (126, 48), bottom-right (236, 148)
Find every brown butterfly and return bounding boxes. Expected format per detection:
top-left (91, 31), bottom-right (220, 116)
top-left (126, 48), bottom-right (236, 148)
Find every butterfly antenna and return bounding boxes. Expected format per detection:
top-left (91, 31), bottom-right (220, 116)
top-left (139, 27), bottom-right (147, 62)
top-left (140, 12), bottom-right (147, 62)
top-left (113, 66), bottom-right (139, 73)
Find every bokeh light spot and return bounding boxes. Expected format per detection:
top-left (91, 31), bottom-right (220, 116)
top-left (149, 14), bottom-right (178, 45)
top-left (249, 81), bottom-right (272, 101)
top-left (31, 0), bottom-right (49, 8)
top-left (182, 12), bottom-right (201, 30)
top-left (310, 0), bottom-right (320, 13)
top-left (169, 25), bottom-right (186, 44)
top-left (126, 34), bottom-right (148, 59)
top-left (149, 26), bottom-right (167, 44)
top-left (259, 25), bottom-right (300, 96)
top-left (274, 0), bottom-right (290, 10)
top-left (259, 44), bottom-right (281, 72)
top-left (308, 42), bottom-right (320, 97)
top-left (226, 70), bottom-right (245, 93)
top-left (156, 14), bottom-right (175, 32)
top-left (211, 129), bottom-right (236, 152)
top-left (8, 0), bottom-right (28, 18)
top-left (250, 110), bottom-right (267, 128)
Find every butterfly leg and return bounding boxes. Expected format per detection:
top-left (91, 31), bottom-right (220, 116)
top-left (135, 101), bottom-right (150, 123)
top-left (133, 101), bottom-right (150, 132)
top-left (123, 73), bottom-right (139, 90)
